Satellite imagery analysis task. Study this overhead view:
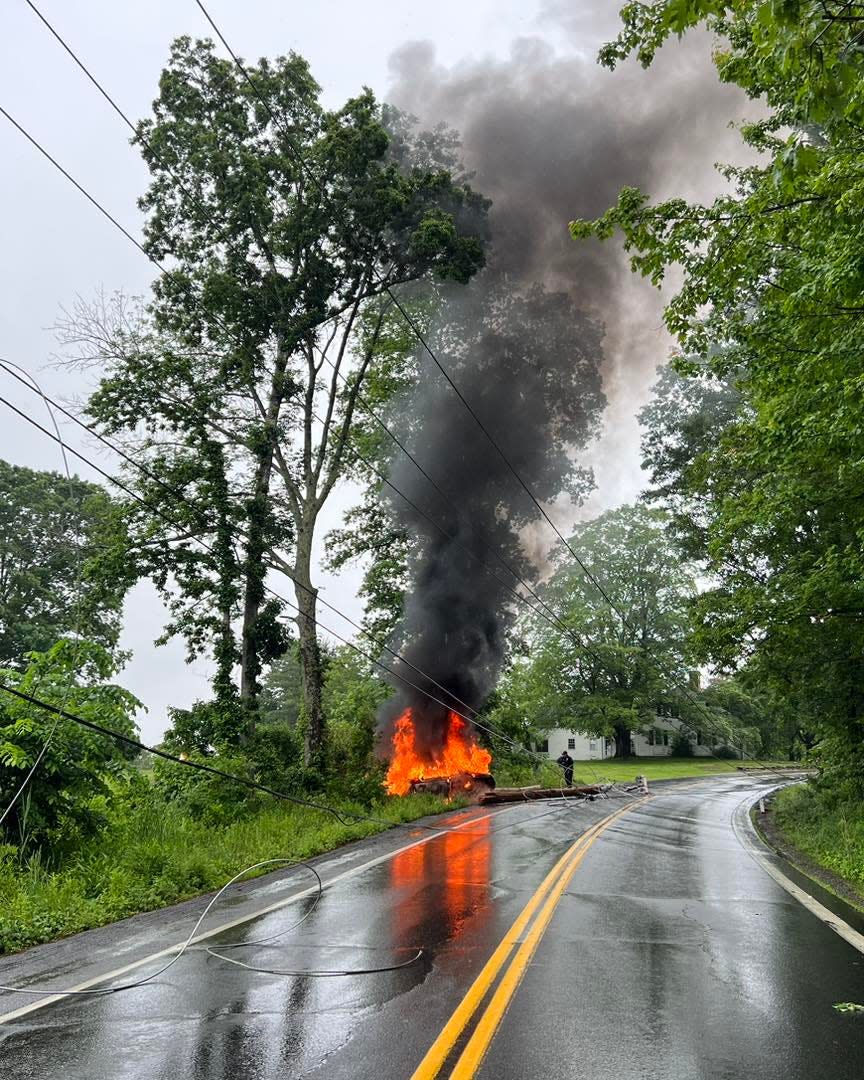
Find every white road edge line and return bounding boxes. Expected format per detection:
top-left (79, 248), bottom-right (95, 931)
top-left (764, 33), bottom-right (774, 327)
top-left (0, 805), bottom-right (515, 1024)
top-left (733, 788), bottom-right (864, 958)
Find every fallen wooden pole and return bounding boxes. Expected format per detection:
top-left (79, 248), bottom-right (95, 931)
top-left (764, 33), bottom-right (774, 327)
top-left (479, 784), bottom-right (604, 805)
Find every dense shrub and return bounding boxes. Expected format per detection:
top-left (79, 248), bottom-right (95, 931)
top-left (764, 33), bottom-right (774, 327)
top-left (671, 732), bottom-right (694, 757)
top-left (151, 752), bottom-right (262, 825)
top-left (0, 640), bottom-right (139, 854)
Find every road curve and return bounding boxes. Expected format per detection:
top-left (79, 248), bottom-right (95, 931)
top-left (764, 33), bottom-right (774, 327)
top-left (1, 774), bottom-right (862, 1079)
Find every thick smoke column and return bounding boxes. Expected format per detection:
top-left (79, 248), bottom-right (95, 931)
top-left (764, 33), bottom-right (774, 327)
top-left (378, 282), bottom-right (605, 760)
top-left (377, 7), bottom-right (747, 759)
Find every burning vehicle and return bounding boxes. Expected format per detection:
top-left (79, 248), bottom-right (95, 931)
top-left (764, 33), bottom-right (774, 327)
top-left (384, 708), bottom-right (494, 802)
top-left (407, 772), bottom-right (495, 799)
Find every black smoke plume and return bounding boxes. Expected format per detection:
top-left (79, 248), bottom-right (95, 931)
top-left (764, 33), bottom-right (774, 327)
top-left (376, 7), bottom-right (747, 761)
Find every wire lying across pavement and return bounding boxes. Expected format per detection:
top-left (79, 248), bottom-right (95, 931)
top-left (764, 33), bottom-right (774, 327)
top-left (0, 682), bottom-right (613, 1001)
top-left (0, 857), bottom-right (421, 999)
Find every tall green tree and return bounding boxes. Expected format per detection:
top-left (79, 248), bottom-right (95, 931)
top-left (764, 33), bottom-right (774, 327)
top-left (63, 40), bottom-right (488, 765)
top-left (572, 1), bottom-right (864, 790)
top-left (497, 505), bottom-right (697, 757)
top-left (0, 460), bottom-right (129, 666)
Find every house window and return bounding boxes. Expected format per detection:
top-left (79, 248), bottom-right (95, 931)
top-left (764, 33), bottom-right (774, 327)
top-left (536, 738), bottom-right (549, 754)
top-left (696, 730), bottom-right (702, 746)
top-left (647, 729), bottom-right (655, 746)
top-left (589, 741), bottom-right (597, 750)
top-left (567, 738), bottom-right (575, 750)
top-left (661, 731), bottom-right (670, 746)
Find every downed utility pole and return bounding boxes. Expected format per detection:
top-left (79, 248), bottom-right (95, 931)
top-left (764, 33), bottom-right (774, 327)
top-left (479, 784), bottom-right (609, 805)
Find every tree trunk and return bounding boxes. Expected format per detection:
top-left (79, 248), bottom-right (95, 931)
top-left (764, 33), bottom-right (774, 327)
top-left (239, 358), bottom-right (288, 729)
top-left (239, 455), bottom-right (277, 735)
top-left (613, 723), bottom-right (632, 759)
top-left (239, 495), bottom-right (268, 727)
top-left (204, 435), bottom-right (239, 707)
top-left (294, 529), bottom-right (326, 769)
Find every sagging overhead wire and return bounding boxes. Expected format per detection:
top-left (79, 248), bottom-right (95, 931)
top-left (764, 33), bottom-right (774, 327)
top-left (12, 2), bottom-right (778, 780)
top-left (0, 384), bottom-right (562, 777)
top-left (191, 1), bottom-right (791, 780)
top-left (4, 0), bottom-right (602, 671)
top-left (0, 357), bottom-right (601, 677)
top-left (0, 678), bottom-right (602, 886)
top-left (0, 681), bottom-right (595, 851)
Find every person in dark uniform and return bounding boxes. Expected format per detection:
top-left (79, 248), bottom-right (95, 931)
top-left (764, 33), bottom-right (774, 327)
top-left (556, 749), bottom-right (574, 787)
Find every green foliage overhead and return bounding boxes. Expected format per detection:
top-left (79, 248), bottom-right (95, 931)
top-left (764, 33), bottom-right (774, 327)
top-left (0, 460), bottom-right (130, 666)
top-left (574, 1), bottom-right (864, 791)
top-left (0, 640), bottom-right (140, 852)
top-left (600, 0), bottom-right (864, 126)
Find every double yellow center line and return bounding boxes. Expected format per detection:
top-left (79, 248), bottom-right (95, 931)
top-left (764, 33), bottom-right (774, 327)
top-left (412, 798), bottom-right (647, 1080)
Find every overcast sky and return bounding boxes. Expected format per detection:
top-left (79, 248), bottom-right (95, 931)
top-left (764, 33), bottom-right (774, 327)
top-left (0, 1), bottom-right (743, 741)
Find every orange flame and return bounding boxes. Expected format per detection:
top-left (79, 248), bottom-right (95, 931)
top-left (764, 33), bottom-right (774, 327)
top-left (384, 708), bottom-right (492, 795)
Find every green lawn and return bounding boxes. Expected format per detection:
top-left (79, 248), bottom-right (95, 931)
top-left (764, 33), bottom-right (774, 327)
top-left (572, 756), bottom-right (793, 784)
top-left (491, 755), bottom-right (793, 789)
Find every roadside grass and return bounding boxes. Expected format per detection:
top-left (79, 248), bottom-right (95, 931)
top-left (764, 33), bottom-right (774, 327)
top-left (493, 756), bottom-right (792, 789)
top-left (771, 783), bottom-right (864, 902)
top-left (0, 757), bottom-right (797, 957)
top-left (0, 792), bottom-right (455, 956)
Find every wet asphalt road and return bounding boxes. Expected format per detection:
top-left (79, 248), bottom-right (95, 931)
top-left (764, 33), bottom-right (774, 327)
top-left (1, 774), bottom-right (863, 1079)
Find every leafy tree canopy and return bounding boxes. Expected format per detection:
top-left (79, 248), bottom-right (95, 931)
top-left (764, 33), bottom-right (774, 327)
top-left (0, 459), bottom-right (130, 666)
top-left (0, 640), bottom-right (139, 852)
top-left (574, 1), bottom-right (864, 788)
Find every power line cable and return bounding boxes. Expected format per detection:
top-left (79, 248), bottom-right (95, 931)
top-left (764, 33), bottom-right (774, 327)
top-left (7, 7), bottom-right (607, 758)
top-left (12, 4), bottom-right (778, 779)
top-left (0, 385), bottom-right (624, 801)
top-left (0, 358), bottom-right (601, 670)
top-left (0, 389), bottom-right (562, 770)
top-left (14, 2), bottom-right (594, 663)
top-left (192, 0), bottom-right (792, 779)
top-left (0, 847), bottom-right (422, 998)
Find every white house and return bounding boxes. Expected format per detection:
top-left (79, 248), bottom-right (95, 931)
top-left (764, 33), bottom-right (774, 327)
top-left (536, 728), bottom-right (614, 761)
top-left (536, 710), bottom-right (742, 761)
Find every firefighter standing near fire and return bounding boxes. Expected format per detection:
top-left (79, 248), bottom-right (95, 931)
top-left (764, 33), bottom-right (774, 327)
top-left (556, 749), bottom-right (574, 787)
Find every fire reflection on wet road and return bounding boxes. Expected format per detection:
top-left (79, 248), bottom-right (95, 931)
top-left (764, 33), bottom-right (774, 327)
top-left (1, 776), bottom-right (863, 1080)
top-left (390, 813), bottom-right (492, 943)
